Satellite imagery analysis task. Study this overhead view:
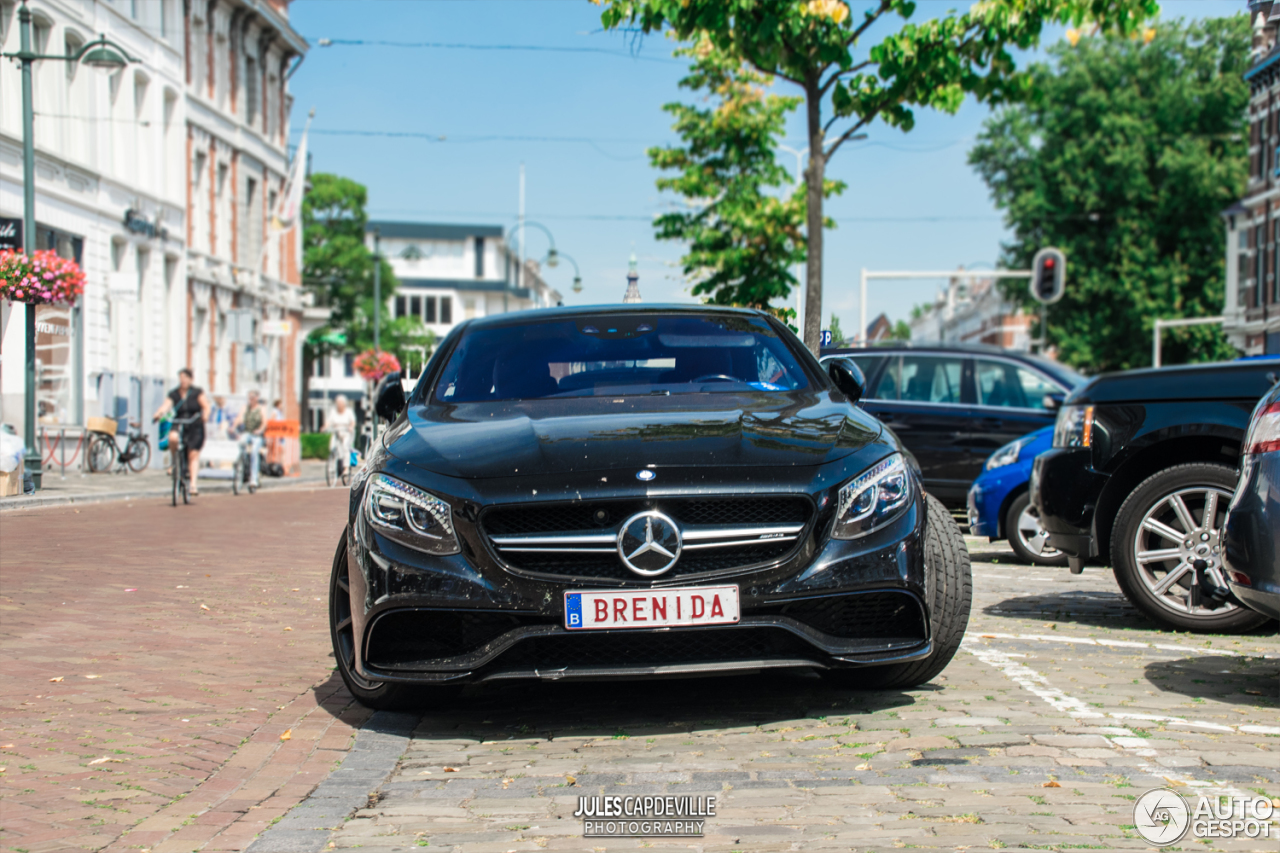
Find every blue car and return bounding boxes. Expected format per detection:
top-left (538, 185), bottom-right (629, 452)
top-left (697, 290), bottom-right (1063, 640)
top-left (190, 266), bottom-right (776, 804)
top-left (966, 425), bottom-right (1066, 566)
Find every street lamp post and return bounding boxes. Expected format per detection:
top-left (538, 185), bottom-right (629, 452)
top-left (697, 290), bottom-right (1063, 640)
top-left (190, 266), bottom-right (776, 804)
top-left (3, 1), bottom-right (137, 491)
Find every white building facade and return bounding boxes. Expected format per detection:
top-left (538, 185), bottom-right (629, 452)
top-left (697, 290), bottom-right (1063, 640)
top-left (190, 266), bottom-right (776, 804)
top-left (1, 0), bottom-right (189, 434)
top-left (0, 0), bottom-right (306, 463)
top-left (908, 272), bottom-right (1036, 351)
top-left (304, 221), bottom-right (564, 431)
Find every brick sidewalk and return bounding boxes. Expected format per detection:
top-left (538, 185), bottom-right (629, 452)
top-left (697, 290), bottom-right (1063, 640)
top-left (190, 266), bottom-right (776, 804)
top-left (0, 488), bottom-right (358, 853)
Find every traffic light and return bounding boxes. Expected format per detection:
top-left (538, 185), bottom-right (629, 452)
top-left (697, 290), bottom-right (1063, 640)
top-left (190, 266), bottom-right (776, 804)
top-left (1030, 247), bottom-right (1066, 305)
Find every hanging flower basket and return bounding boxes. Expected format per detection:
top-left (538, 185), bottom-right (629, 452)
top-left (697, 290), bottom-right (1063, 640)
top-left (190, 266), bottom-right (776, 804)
top-left (0, 249), bottom-right (86, 305)
top-left (353, 349), bottom-right (401, 382)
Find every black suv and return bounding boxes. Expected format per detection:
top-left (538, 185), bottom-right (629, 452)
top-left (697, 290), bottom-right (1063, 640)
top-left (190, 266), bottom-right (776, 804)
top-left (1033, 357), bottom-right (1280, 633)
top-left (820, 344), bottom-right (1083, 506)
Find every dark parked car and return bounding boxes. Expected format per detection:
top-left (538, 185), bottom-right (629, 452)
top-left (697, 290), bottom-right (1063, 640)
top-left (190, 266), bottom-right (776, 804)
top-left (1033, 358), bottom-right (1280, 633)
top-left (1224, 380), bottom-right (1280, 621)
top-left (331, 306), bottom-right (972, 710)
top-left (819, 344), bottom-right (1083, 506)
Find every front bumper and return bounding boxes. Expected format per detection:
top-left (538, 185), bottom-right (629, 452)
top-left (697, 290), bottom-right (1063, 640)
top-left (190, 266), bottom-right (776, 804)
top-left (344, 474), bottom-right (932, 684)
top-left (1032, 448), bottom-right (1107, 559)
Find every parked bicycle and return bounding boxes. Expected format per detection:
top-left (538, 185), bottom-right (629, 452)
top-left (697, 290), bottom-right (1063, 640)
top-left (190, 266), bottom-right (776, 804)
top-left (87, 420), bottom-right (151, 474)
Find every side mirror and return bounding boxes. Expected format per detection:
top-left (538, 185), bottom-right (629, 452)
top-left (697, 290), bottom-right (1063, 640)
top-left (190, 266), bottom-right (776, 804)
top-left (1043, 392), bottom-right (1065, 412)
top-left (827, 358), bottom-right (866, 404)
top-left (374, 372), bottom-right (407, 423)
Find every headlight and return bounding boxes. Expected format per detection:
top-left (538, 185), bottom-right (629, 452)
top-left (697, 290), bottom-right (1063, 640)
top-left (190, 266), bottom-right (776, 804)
top-left (1053, 404), bottom-right (1094, 449)
top-left (364, 473), bottom-right (460, 555)
top-left (833, 453), bottom-right (913, 540)
top-left (985, 437), bottom-right (1025, 471)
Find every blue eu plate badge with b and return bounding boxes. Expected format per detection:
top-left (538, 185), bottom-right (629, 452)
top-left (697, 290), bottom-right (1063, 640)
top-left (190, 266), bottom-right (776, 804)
top-left (565, 593), bottom-right (583, 629)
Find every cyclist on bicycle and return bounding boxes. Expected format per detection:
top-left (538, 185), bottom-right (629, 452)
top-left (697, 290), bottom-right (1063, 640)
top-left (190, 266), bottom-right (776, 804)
top-left (153, 368), bottom-right (211, 495)
top-left (233, 389), bottom-right (267, 488)
top-left (325, 394), bottom-right (357, 477)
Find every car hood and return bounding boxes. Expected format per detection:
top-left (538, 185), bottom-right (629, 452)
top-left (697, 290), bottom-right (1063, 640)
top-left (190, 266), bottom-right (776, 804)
top-left (386, 391), bottom-right (882, 479)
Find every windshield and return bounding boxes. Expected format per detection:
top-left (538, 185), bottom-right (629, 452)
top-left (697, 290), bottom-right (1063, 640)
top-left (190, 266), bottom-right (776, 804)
top-left (432, 313), bottom-right (811, 403)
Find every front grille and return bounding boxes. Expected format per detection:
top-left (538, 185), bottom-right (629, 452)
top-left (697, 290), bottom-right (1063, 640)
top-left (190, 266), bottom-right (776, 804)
top-left (480, 496), bottom-right (813, 583)
top-left (482, 497), bottom-right (811, 535)
top-left (491, 626), bottom-right (817, 671)
top-left (761, 592), bottom-right (926, 640)
top-left (365, 609), bottom-right (533, 667)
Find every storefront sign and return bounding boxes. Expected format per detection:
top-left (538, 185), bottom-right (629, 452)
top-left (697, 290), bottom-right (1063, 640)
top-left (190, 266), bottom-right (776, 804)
top-left (35, 321), bottom-right (69, 336)
top-left (261, 319), bottom-right (292, 336)
top-left (123, 209), bottom-right (168, 241)
top-left (0, 217), bottom-right (21, 252)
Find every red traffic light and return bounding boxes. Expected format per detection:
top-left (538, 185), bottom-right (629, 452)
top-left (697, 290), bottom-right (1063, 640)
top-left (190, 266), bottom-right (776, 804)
top-left (1043, 258), bottom-right (1055, 268)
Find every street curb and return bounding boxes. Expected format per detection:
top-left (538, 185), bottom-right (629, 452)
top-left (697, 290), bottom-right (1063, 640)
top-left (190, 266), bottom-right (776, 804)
top-left (0, 475), bottom-right (332, 512)
top-left (245, 711), bottom-right (420, 853)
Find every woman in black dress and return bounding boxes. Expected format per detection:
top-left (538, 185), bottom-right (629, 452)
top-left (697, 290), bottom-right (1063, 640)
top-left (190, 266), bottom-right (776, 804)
top-left (152, 368), bottom-right (212, 495)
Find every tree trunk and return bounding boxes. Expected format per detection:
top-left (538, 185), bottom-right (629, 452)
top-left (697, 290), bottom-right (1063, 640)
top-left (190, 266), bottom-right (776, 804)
top-left (803, 77), bottom-right (825, 355)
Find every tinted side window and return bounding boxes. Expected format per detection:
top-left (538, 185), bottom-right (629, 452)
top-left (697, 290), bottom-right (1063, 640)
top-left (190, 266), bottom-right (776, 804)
top-left (875, 355), bottom-right (963, 403)
top-left (975, 359), bottom-right (1057, 409)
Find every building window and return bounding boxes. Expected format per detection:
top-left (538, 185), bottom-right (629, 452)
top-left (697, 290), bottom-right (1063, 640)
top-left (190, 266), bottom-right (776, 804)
top-left (312, 355), bottom-right (328, 378)
top-left (475, 237), bottom-right (485, 278)
top-left (1257, 225), bottom-right (1266, 308)
top-left (410, 295), bottom-right (422, 318)
top-left (245, 56), bottom-right (259, 125)
top-left (343, 353), bottom-right (354, 377)
top-left (394, 295), bottom-right (406, 317)
top-left (425, 296), bottom-right (437, 323)
top-left (440, 296), bottom-right (452, 324)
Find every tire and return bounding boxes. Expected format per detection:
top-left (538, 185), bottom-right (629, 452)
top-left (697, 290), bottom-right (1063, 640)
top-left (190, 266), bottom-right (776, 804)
top-left (171, 459), bottom-right (180, 507)
top-left (824, 493), bottom-right (972, 689)
top-left (325, 452), bottom-right (336, 488)
top-left (232, 460), bottom-right (241, 495)
top-left (126, 438), bottom-right (151, 473)
top-left (1111, 463), bottom-right (1271, 634)
top-left (1005, 492), bottom-right (1068, 567)
top-left (329, 531), bottom-right (458, 710)
top-left (88, 435), bottom-right (115, 473)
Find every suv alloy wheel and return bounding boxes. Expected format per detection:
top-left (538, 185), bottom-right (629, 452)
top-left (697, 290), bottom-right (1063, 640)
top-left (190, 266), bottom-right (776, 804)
top-left (1111, 464), bottom-right (1271, 633)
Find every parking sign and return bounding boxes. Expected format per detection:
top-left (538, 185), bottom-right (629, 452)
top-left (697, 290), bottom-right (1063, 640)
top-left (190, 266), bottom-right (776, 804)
top-left (820, 330), bottom-right (833, 347)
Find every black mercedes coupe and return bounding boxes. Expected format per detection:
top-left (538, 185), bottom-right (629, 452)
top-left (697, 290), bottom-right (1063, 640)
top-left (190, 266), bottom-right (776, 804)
top-left (331, 306), bottom-right (971, 709)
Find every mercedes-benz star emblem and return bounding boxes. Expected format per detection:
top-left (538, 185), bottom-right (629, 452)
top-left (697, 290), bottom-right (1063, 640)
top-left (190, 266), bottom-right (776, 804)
top-left (617, 511), bottom-right (682, 577)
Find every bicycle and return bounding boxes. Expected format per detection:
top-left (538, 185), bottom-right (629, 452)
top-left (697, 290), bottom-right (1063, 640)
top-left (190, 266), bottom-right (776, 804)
top-left (325, 434), bottom-right (354, 488)
top-left (87, 421), bottom-right (151, 474)
top-left (167, 415), bottom-right (201, 506)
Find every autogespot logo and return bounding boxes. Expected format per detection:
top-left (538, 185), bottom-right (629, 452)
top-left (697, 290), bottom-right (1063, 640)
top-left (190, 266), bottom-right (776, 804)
top-left (1134, 788), bottom-right (1191, 846)
top-left (617, 511), bottom-right (682, 577)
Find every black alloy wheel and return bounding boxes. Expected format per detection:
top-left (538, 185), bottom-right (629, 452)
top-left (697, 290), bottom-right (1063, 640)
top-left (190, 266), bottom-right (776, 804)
top-left (1111, 464), bottom-right (1271, 634)
top-left (824, 493), bottom-right (973, 689)
top-left (329, 530), bottom-right (459, 710)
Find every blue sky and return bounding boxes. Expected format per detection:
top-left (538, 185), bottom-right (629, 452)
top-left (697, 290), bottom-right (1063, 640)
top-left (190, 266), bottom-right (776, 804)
top-left (288, 0), bottom-right (1238, 334)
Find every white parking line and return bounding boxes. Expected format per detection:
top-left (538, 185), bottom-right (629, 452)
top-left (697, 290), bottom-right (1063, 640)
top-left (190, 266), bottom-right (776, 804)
top-left (966, 630), bottom-right (1278, 659)
top-left (962, 641), bottom-right (1255, 792)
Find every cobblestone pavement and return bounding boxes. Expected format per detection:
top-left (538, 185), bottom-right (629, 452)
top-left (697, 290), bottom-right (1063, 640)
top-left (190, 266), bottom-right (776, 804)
top-left (315, 537), bottom-right (1280, 853)
top-left (0, 488), bottom-right (363, 853)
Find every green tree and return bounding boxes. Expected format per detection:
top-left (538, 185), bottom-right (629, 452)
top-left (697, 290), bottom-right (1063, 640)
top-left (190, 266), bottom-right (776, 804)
top-left (650, 35), bottom-right (842, 312)
top-left (968, 16), bottom-right (1248, 371)
top-left (600, 0), bottom-right (1157, 352)
top-left (828, 312), bottom-right (846, 345)
top-left (890, 319), bottom-right (911, 340)
top-left (301, 173), bottom-right (433, 399)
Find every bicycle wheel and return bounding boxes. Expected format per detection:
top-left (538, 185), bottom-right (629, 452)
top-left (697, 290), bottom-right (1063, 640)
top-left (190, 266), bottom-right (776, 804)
top-left (127, 438), bottom-right (151, 473)
top-left (232, 459), bottom-right (241, 495)
top-left (88, 435), bottom-right (115, 473)
top-left (171, 455), bottom-right (180, 507)
top-left (341, 460), bottom-right (352, 487)
top-left (325, 450), bottom-right (337, 487)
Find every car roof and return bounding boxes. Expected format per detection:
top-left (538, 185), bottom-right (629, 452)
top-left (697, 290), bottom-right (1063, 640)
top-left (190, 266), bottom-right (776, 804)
top-left (460, 303), bottom-right (770, 331)
top-left (822, 342), bottom-right (1035, 357)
